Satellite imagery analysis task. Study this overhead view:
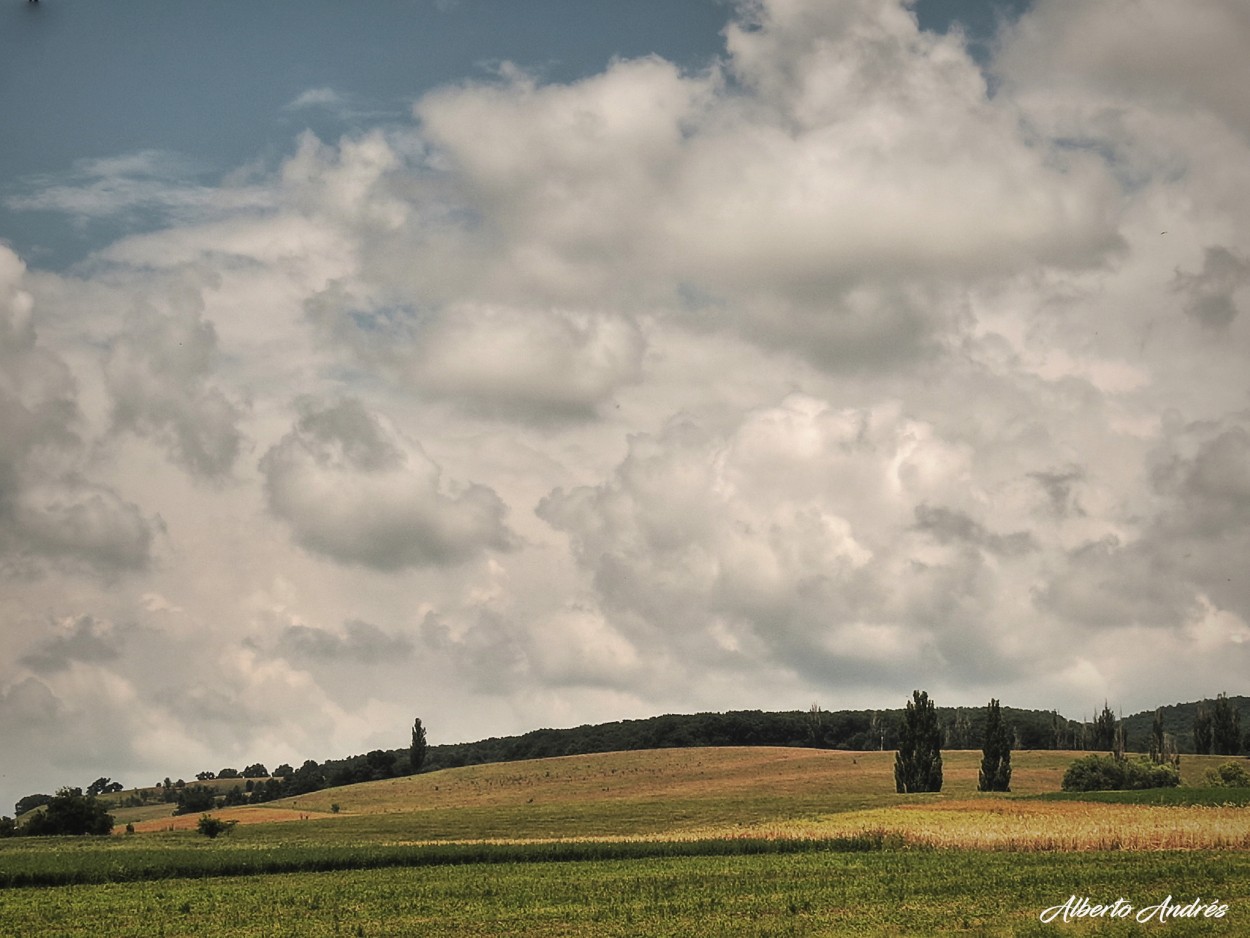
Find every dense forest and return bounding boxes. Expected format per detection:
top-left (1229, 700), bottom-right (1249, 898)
top-left (309, 697), bottom-right (1250, 791)
top-left (421, 705), bottom-right (1062, 772)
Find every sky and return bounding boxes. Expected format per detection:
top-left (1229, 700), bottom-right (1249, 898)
top-left (1, 0), bottom-right (1248, 809)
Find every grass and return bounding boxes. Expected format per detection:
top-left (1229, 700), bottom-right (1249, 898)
top-left (0, 833), bottom-right (893, 889)
top-left (706, 799), bottom-right (1250, 851)
top-left (114, 747), bottom-right (1075, 838)
top-left (2, 850), bottom-right (1249, 937)
top-left (4, 747), bottom-right (1250, 934)
top-left (1035, 787), bottom-right (1250, 806)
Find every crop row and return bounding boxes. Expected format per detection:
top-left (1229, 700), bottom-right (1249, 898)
top-left (5, 849), bottom-right (1250, 938)
top-left (0, 832), bottom-right (890, 889)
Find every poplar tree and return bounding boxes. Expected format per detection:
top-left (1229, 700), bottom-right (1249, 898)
top-left (1213, 693), bottom-right (1242, 756)
top-left (1093, 701), bottom-right (1117, 751)
top-left (410, 717), bottom-right (428, 774)
top-left (1149, 708), bottom-right (1165, 764)
top-left (894, 690), bottom-right (943, 793)
top-left (1194, 700), bottom-right (1214, 755)
top-left (978, 698), bottom-right (1012, 792)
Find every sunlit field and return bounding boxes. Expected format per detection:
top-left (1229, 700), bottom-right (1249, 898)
top-left (4, 747), bottom-right (1250, 935)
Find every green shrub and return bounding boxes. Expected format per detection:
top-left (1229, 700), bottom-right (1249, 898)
top-left (1206, 761), bottom-right (1250, 788)
top-left (1061, 755), bottom-right (1179, 792)
top-left (174, 785), bottom-right (218, 816)
top-left (196, 815), bottom-right (238, 838)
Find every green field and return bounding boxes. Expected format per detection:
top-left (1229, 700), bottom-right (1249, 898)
top-left (3, 748), bottom-right (1248, 935)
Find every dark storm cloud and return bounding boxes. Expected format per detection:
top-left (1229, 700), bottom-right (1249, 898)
top-left (1140, 419), bottom-right (1250, 620)
top-left (1174, 425), bottom-right (1250, 523)
top-left (1173, 246), bottom-right (1250, 330)
top-left (420, 611), bottom-right (529, 694)
top-left (912, 504), bottom-right (1038, 556)
top-left (20, 616), bottom-right (122, 674)
top-left (260, 397), bottom-right (514, 570)
top-left (1033, 535), bottom-right (1198, 630)
top-left (1028, 467), bottom-right (1085, 518)
top-left (277, 619), bottom-right (414, 664)
top-left (7, 477), bottom-right (155, 575)
top-left (1151, 420), bottom-right (1250, 534)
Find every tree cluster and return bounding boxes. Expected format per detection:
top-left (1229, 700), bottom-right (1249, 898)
top-left (1206, 762), bottom-right (1250, 788)
top-left (173, 785), bottom-right (219, 816)
top-left (9, 788), bottom-right (114, 836)
top-left (1092, 702), bottom-right (1118, 751)
top-left (1192, 694), bottom-right (1243, 755)
top-left (85, 777), bottom-right (123, 798)
top-left (14, 794), bottom-right (52, 817)
top-left (1061, 754), bottom-right (1180, 792)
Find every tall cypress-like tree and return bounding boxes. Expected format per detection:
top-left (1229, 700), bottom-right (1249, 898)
top-left (410, 717), bottom-right (428, 774)
top-left (1093, 701), bottom-right (1117, 751)
top-left (1213, 693), bottom-right (1242, 756)
top-left (894, 690), bottom-right (943, 793)
top-left (978, 698), bottom-right (1012, 792)
top-left (1149, 708), bottom-right (1165, 764)
top-left (1194, 700), bottom-right (1214, 755)
top-left (947, 709), bottom-right (973, 749)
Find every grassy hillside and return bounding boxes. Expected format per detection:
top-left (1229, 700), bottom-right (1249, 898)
top-left (21, 698), bottom-right (1238, 821)
top-left (1121, 695), bottom-right (1250, 752)
top-left (106, 747), bottom-right (1249, 849)
top-left (6, 747), bottom-right (1250, 935)
top-left (114, 747), bottom-right (1055, 837)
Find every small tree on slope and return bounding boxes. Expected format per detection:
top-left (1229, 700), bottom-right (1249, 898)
top-left (411, 717), bottom-right (428, 774)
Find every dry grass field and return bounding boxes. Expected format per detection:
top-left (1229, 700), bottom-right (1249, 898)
top-left (688, 799), bottom-right (1250, 851)
top-left (267, 746), bottom-right (1070, 816)
top-left (124, 805), bottom-right (333, 833)
top-left (10, 747), bottom-right (1250, 936)
top-left (105, 747), bottom-right (1250, 851)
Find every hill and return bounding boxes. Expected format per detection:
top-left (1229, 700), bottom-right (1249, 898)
top-left (418, 704), bottom-right (1081, 775)
top-left (110, 746), bottom-right (1250, 852)
top-left (1121, 696), bottom-right (1250, 753)
top-left (13, 697), bottom-right (1248, 822)
top-left (10, 746), bottom-right (1250, 937)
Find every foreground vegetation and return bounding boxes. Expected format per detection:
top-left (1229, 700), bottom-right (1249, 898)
top-left (3, 747), bottom-right (1250, 935)
top-left (3, 850), bottom-right (1249, 937)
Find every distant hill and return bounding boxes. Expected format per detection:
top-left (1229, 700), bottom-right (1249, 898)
top-left (415, 697), bottom-right (1250, 776)
top-left (416, 704), bottom-right (1085, 775)
top-left (252, 697), bottom-right (1241, 810)
top-left (15, 697), bottom-right (1247, 822)
top-left (1120, 696), bottom-right (1250, 754)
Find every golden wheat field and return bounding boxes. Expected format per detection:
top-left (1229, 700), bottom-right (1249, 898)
top-left (685, 799), bottom-right (1250, 851)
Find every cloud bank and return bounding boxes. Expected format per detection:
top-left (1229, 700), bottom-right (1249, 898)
top-left (3, 0), bottom-right (1250, 808)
